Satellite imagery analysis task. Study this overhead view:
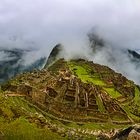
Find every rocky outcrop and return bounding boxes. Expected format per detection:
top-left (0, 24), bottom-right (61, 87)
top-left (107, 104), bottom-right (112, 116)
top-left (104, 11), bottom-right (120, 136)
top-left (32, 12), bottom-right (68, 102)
top-left (111, 124), bottom-right (140, 140)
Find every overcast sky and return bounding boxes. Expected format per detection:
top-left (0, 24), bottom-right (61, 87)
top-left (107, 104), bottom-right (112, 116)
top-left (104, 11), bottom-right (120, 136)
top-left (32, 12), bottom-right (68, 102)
top-left (1, 0), bottom-right (140, 84)
top-left (0, 0), bottom-right (140, 55)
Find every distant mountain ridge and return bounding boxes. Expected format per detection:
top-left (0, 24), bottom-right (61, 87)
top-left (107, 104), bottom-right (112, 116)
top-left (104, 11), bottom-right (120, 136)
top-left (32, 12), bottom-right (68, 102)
top-left (128, 49), bottom-right (140, 61)
top-left (0, 44), bottom-right (140, 84)
top-left (0, 48), bottom-right (46, 83)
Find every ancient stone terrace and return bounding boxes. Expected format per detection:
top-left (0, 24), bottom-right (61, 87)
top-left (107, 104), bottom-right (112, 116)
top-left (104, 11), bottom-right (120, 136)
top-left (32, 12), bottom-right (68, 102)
top-left (2, 66), bottom-right (132, 124)
top-left (2, 59), bottom-right (138, 124)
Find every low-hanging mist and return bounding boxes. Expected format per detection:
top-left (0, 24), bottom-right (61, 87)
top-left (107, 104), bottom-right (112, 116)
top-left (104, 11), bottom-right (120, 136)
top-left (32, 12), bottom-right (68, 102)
top-left (0, 0), bottom-right (140, 84)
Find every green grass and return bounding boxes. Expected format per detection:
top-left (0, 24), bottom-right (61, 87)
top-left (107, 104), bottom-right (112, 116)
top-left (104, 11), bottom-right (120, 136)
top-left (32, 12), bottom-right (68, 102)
top-left (0, 94), bottom-right (67, 140)
top-left (134, 86), bottom-right (140, 104)
top-left (0, 96), bottom-right (36, 120)
top-left (1, 59), bottom-right (140, 139)
top-left (0, 95), bottom-right (99, 140)
top-left (95, 94), bottom-right (106, 112)
top-left (64, 121), bottom-right (131, 132)
top-left (122, 105), bottom-right (140, 122)
top-left (68, 62), bottom-right (106, 112)
top-left (119, 86), bottom-right (140, 122)
top-left (0, 92), bottom-right (132, 140)
top-left (68, 62), bottom-right (106, 86)
top-left (103, 87), bottom-right (121, 99)
top-left (0, 117), bottom-right (66, 140)
top-left (81, 122), bottom-right (131, 131)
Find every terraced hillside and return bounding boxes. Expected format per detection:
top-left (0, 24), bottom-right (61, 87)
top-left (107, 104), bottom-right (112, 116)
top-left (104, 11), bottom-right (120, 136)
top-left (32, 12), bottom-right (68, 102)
top-left (0, 59), bottom-right (140, 139)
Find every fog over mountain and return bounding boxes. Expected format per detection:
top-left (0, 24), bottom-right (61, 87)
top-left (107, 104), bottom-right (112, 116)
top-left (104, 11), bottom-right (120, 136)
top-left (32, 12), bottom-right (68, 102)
top-left (0, 0), bottom-right (140, 84)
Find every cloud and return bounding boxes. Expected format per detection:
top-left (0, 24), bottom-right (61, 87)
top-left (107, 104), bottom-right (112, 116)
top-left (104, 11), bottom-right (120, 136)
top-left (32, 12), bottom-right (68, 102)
top-left (0, 0), bottom-right (140, 84)
top-left (0, 0), bottom-right (140, 49)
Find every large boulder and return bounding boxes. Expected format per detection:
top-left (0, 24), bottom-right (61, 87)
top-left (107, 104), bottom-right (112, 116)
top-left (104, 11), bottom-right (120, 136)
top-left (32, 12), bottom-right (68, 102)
top-left (127, 125), bottom-right (140, 140)
top-left (112, 125), bottom-right (140, 140)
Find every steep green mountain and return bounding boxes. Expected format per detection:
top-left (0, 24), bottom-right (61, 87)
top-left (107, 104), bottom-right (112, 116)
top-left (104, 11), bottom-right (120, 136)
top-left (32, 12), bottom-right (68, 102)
top-left (0, 58), bottom-right (140, 139)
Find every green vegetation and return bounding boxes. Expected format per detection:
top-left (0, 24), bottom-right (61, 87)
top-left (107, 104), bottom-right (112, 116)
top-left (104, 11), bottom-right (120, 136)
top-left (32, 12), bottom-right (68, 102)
top-left (68, 60), bottom-right (140, 122)
top-left (0, 117), bottom-right (65, 140)
top-left (122, 105), bottom-right (140, 122)
top-left (134, 86), bottom-right (140, 104)
top-left (80, 122), bottom-right (130, 131)
top-left (95, 94), bottom-right (105, 112)
top-left (103, 87), bottom-right (121, 99)
top-left (68, 62), bottom-right (106, 86)
top-left (0, 94), bottom-right (67, 140)
top-left (1, 59), bottom-right (140, 139)
top-left (0, 92), bottom-right (99, 140)
top-left (119, 86), bottom-right (140, 122)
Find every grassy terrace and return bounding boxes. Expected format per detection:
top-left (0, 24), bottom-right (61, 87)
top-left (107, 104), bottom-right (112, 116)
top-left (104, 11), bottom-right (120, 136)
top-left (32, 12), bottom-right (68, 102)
top-left (0, 92), bottom-right (67, 140)
top-left (68, 61), bottom-right (140, 122)
top-left (134, 86), bottom-right (140, 104)
top-left (0, 117), bottom-right (65, 140)
top-left (116, 86), bottom-right (140, 122)
top-left (68, 61), bottom-right (122, 100)
top-left (0, 92), bottom-right (130, 140)
top-left (68, 62), bottom-right (106, 86)
top-left (1, 59), bottom-right (140, 139)
top-left (103, 87), bottom-right (121, 99)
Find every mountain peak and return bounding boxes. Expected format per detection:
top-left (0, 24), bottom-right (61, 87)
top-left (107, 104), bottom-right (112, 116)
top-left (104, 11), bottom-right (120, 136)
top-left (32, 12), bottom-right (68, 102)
top-left (45, 44), bottom-right (63, 67)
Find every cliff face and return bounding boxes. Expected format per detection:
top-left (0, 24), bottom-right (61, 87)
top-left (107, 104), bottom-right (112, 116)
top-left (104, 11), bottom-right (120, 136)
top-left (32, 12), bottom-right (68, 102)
top-left (1, 58), bottom-right (140, 139)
